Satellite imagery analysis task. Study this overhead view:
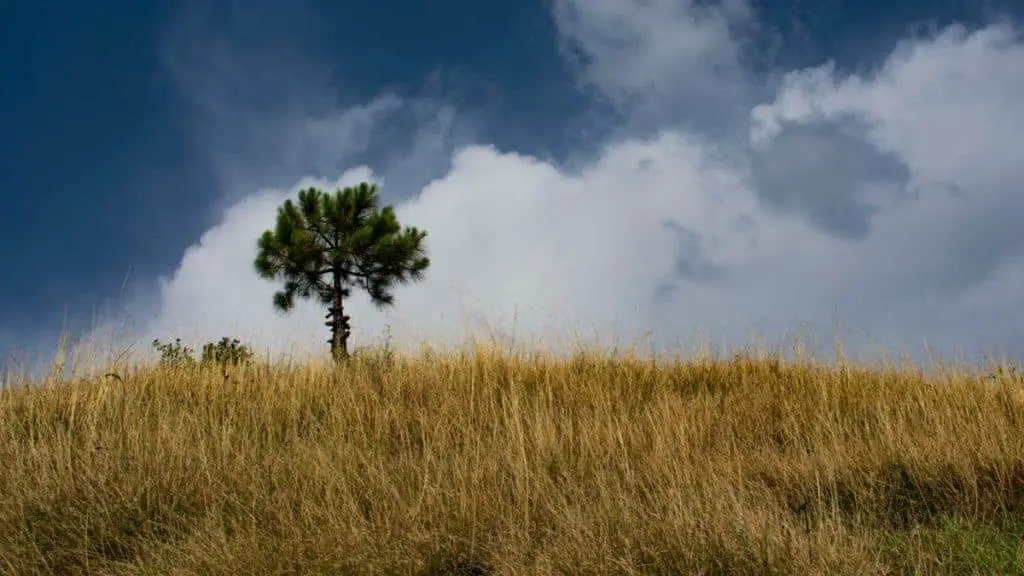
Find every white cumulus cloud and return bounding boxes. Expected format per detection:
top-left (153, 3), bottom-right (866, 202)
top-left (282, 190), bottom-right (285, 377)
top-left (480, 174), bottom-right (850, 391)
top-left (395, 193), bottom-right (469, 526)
top-left (93, 1), bottom-right (1024, 365)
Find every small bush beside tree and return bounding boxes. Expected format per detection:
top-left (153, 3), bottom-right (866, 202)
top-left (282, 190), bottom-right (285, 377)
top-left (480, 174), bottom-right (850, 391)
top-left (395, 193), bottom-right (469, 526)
top-left (202, 337), bottom-right (254, 366)
top-left (152, 337), bottom-right (254, 368)
top-left (151, 338), bottom-right (196, 368)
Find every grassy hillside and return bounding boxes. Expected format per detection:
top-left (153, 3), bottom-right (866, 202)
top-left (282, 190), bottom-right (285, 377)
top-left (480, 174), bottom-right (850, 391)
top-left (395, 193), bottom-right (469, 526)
top-left (2, 347), bottom-right (1024, 574)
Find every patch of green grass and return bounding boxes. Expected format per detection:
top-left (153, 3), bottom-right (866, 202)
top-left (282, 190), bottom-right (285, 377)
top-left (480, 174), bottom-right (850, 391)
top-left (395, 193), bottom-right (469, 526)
top-left (879, 516), bottom-right (1024, 575)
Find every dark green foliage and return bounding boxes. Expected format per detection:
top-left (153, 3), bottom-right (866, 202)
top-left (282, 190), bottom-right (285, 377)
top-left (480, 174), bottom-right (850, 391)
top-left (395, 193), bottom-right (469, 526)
top-left (254, 182), bottom-right (429, 362)
top-left (153, 337), bottom-right (253, 368)
top-left (201, 337), bottom-right (254, 366)
top-left (152, 338), bottom-right (196, 367)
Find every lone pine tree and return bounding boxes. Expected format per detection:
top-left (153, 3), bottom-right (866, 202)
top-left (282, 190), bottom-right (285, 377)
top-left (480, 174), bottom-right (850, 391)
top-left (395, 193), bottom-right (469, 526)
top-left (254, 182), bottom-right (429, 361)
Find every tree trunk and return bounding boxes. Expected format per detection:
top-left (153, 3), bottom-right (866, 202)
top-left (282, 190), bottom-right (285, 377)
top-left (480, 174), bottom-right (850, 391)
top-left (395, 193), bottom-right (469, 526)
top-left (329, 270), bottom-right (351, 362)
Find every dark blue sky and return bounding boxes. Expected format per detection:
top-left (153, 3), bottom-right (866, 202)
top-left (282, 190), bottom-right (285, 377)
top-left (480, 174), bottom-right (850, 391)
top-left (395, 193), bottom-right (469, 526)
top-left (1, 0), bottom-right (1020, 365)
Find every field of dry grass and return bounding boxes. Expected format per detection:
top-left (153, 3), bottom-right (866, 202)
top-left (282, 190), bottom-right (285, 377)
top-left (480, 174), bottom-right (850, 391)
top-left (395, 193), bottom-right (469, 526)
top-left (2, 345), bottom-right (1024, 575)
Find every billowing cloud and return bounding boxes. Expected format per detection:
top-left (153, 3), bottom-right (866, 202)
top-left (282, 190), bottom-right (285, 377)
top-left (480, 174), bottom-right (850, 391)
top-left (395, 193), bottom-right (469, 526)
top-left (750, 120), bottom-right (912, 239)
top-left (751, 23), bottom-right (1024, 303)
top-left (552, 0), bottom-right (754, 131)
top-left (92, 2), bottom-right (1024, 366)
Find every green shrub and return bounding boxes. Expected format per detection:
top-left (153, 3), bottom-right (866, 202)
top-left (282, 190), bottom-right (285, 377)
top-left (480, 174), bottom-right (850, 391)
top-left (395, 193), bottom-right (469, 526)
top-left (151, 338), bottom-right (196, 367)
top-left (201, 337), bottom-right (254, 367)
top-left (152, 337), bottom-right (254, 368)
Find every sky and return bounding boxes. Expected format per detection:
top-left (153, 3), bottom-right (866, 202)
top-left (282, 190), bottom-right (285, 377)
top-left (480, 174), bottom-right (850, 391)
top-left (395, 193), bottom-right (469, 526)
top-left (2, 0), bottom-right (1023, 374)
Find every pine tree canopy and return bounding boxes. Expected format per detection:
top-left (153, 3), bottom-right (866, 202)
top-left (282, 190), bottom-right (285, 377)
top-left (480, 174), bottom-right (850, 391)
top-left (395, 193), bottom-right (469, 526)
top-left (253, 182), bottom-right (429, 359)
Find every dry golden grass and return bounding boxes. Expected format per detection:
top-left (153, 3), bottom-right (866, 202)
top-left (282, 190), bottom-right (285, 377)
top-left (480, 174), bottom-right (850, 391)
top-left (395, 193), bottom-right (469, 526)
top-left (2, 346), bottom-right (1024, 575)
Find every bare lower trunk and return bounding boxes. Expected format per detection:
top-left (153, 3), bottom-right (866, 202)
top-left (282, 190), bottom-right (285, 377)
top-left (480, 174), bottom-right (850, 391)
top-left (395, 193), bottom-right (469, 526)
top-left (327, 271), bottom-right (350, 362)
